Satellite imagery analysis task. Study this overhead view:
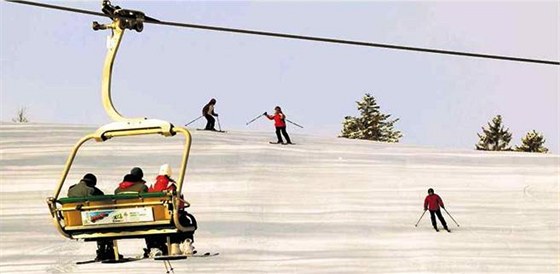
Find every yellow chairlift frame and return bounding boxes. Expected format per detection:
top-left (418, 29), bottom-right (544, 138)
top-left (46, 13), bottom-right (194, 243)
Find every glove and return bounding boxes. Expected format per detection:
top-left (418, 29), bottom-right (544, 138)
top-left (441, 205), bottom-right (445, 209)
top-left (215, 113), bottom-right (219, 117)
top-left (424, 207), bottom-right (427, 211)
top-left (263, 112), bottom-right (268, 116)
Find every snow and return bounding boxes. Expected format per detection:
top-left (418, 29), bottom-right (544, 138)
top-left (0, 123), bottom-right (558, 273)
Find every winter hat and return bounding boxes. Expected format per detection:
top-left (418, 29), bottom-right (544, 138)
top-left (123, 174), bottom-right (136, 182)
top-left (158, 164), bottom-right (172, 177)
top-left (131, 167), bottom-right (144, 179)
top-left (82, 173), bottom-right (97, 186)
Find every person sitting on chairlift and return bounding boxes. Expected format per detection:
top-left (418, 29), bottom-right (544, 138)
top-left (67, 173), bottom-right (117, 261)
top-left (147, 164), bottom-right (197, 256)
top-left (114, 167), bottom-right (148, 194)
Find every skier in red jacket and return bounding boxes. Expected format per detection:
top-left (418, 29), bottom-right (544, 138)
top-left (265, 106), bottom-right (292, 144)
top-left (424, 188), bottom-right (449, 232)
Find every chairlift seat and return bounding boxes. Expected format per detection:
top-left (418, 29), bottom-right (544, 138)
top-left (54, 191), bottom-right (194, 241)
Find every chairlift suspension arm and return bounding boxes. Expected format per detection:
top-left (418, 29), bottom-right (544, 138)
top-left (93, 0), bottom-right (146, 121)
top-left (99, 21), bottom-right (130, 121)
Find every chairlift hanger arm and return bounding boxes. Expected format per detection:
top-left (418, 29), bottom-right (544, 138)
top-left (4, 0), bottom-right (559, 66)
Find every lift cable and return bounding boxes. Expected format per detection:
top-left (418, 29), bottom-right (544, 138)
top-left (5, 0), bottom-right (559, 66)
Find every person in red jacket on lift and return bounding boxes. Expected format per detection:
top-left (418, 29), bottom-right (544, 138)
top-left (146, 164), bottom-right (197, 257)
top-left (265, 106), bottom-right (292, 144)
top-left (424, 188), bottom-right (449, 232)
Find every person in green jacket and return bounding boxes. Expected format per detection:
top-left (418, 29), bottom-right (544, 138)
top-left (67, 174), bottom-right (115, 261)
top-left (68, 173), bottom-right (104, 196)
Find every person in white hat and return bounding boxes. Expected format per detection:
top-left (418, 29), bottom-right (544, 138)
top-left (149, 164), bottom-right (176, 192)
top-left (145, 164), bottom-right (197, 257)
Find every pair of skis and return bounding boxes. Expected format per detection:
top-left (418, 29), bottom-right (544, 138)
top-left (195, 128), bottom-right (227, 133)
top-left (269, 142), bottom-right (296, 145)
top-left (76, 252), bottom-right (219, 265)
top-left (434, 227), bottom-right (451, 233)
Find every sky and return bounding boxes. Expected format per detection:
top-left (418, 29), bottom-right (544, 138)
top-left (1, 1), bottom-right (558, 152)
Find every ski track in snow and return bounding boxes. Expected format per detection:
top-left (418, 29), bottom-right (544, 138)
top-left (0, 124), bottom-right (558, 273)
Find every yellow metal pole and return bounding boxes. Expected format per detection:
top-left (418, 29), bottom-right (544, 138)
top-left (101, 20), bottom-right (144, 122)
top-left (113, 240), bottom-right (120, 261)
top-left (53, 134), bottom-right (96, 199)
top-left (172, 127), bottom-right (192, 194)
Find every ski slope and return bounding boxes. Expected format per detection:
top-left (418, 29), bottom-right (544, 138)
top-left (1, 123), bottom-right (558, 273)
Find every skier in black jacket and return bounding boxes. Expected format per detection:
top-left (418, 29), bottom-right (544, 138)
top-left (202, 98), bottom-right (218, 130)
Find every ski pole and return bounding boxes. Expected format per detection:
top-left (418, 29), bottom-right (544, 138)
top-left (185, 115), bottom-right (203, 127)
top-left (286, 119), bottom-right (304, 128)
top-left (217, 116), bottom-right (222, 132)
top-left (163, 260), bottom-right (170, 274)
top-left (414, 210), bottom-right (427, 227)
top-left (442, 207), bottom-right (460, 227)
top-left (246, 113), bottom-right (265, 126)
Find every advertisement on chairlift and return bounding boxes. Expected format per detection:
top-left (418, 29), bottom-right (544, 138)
top-left (81, 207), bottom-right (154, 226)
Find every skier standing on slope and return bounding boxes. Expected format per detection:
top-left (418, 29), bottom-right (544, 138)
top-left (265, 106), bottom-right (292, 144)
top-left (424, 188), bottom-right (450, 232)
top-left (202, 98), bottom-right (219, 131)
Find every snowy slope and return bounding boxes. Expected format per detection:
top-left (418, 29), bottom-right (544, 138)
top-left (1, 123), bottom-right (558, 274)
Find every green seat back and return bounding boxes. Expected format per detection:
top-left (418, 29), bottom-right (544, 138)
top-left (58, 192), bottom-right (169, 204)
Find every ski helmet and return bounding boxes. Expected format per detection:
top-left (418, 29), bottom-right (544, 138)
top-left (427, 188), bottom-right (434, 194)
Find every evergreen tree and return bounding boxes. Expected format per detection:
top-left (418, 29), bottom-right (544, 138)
top-left (341, 116), bottom-right (364, 139)
top-left (515, 130), bottom-right (548, 153)
top-left (475, 115), bottom-right (512, 151)
top-left (341, 93), bottom-right (402, 142)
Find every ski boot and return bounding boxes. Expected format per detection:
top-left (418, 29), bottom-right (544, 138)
top-left (170, 243), bottom-right (183, 256)
top-left (433, 226), bottom-right (439, 232)
top-left (182, 239), bottom-right (196, 256)
top-left (148, 248), bottom-right (163, 258)
top-left (96, 243), bottom-right (123, 261)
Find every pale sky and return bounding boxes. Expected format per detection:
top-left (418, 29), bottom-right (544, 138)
top-left (1, 1), bottom-right (558, 152)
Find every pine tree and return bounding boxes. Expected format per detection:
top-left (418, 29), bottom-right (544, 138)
top-left (515, 130), bottom-right (548, 153)
top-left (475, 115), bottom-right (512, 151)
top-left (341, 116), bottom-right (364, 139)
top-left (341, 93), bottom-right (402, 142)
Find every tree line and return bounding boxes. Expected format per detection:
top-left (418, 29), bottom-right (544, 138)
top-left (340, 93), bottom-right (549, 153)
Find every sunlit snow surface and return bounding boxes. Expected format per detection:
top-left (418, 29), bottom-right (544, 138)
top-left (1, 124), bottom-right (558, 273)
